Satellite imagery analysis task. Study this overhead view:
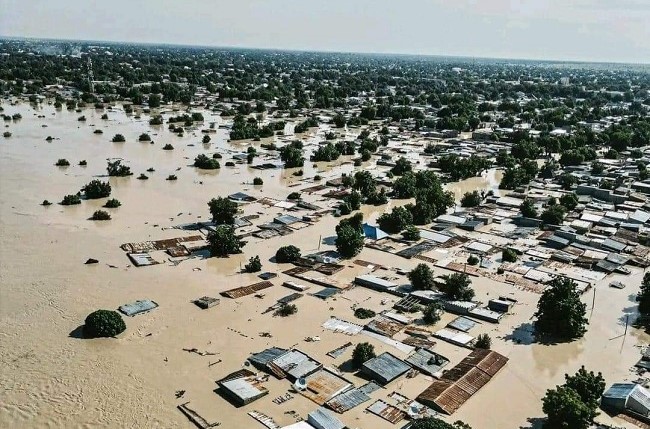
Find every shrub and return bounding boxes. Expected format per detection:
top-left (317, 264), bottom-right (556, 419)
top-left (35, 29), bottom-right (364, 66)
top-left (94, 129), bottom-right (103, 134)
top-left (138, 173), bottom-right (148, 180)
top-left (354, 308), bottom-right (376, 319)
top-left (162, 144), bottom-right (174, 150)
top-left (502, 248), bottom-right (518, 262)
top-left (78, 115), bottom-right (86, 121)
top-left (314, 175), bottom-right (322, 181)
top-left (352, 342), bottom-right (376, 368)
top-left (101, 113), bottom-right (108, 120)
top-left (225, 161), bottom-right (235, 167)
top-left (41, 200), bottom-right (52, 206)
top-left (245, 255), bottom-right (262, 273)
top-left (139, 133), bottom-right (151, 142)
top-left (475, 334), bottom-right (492, 349)
top-left (55, 158), bottom-right (70, 166)
top-left (78, 160), bottom-right (87, 166)
top-left (112, 134), bottom-right (126, 142)
top-left (3, 131), bottom-right (11, 138)
top-left (423, 302), bottom-right (443, 325)
top-left (467, 255), bottom-right (480, 265)
top-left (166, 174), bottom-right (177, 181)
top-left (61, 194), bottom-right (81, 205)
top-left (106, 160), bottom-right (132, 177)
top-left (202, 135), bottom-right (211, 144)
top-left (402, 225), bottom-right (421, 241)
top-left (461, 191), bottom-right (482, 207)
top-left (104, 198), bottom-right (121, 208)
top-left (287, 192), bottom-right (301, 200)
top-left (253, 177), bottom-right (263, 185)
top-left (83, 310), bottom-right (126, 338)
top-left (274, 303), bottom-right (298, 317)
top-left (147, 167), bottom-right (155, 172)
top-left (275, 245), bottom-right (301, 263)
top-left (293, 169), bottom-right (304, 176)
top-left (194, 154), bottom-right (221, 170)
top-left (81, 180), bottom-right (111, 199)
top-left (91, 210), bottom-right (111, 220)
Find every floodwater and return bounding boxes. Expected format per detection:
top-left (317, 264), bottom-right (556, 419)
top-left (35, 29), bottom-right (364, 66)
top-left (446, 169), bottom-right (504, 203)
top-left (0, 101), bottom-right (646, 429)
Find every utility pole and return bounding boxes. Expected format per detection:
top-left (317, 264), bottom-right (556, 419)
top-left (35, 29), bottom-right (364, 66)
top-left (590, 287), bottom-right (596, 321)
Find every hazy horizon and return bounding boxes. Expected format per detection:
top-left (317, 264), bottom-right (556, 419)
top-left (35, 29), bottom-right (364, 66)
top-left (2, 0), bottom-right (649, 64)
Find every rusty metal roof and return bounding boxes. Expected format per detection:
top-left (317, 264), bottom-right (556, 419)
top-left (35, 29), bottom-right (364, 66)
top-left (220, 281), bottom-right (273, 299)
top-left (415, 349), bottom-right (508, 415)
top-left (366, 399), bottom-right (407, 424)
top-left (364, 315), bottom-right (405, 338)
top-left (299, 369), bottom-right (353, 405)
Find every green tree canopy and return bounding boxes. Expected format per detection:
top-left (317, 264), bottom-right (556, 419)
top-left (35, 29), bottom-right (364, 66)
top-left (534, 277), bottom-right (587, 340)
top-left (208, 197), bottom-right (238, 225)
top-left (440, 273), bottom-right (475, 301)
top-left (83, 309), bottom-right (126, 338)
top-left (207, 225), bottom-right (246, 257)
top-left (352, 342), bottom-right (376, 368)
top-left (408, 263), bottom-right (436, 290)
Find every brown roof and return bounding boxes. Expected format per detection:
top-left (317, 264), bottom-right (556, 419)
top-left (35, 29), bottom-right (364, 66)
top-left (220, 281), bottom-right (273, 299)
top-left (416, 349), bottom-right (508, 415)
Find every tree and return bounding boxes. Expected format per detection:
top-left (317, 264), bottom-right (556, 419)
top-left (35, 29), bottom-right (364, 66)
top-left (83, 310), bottom-right (126, 338)
top-left (138, 133), bottom-right (151, 142)
top-left (564, 366), bottom-right (606, 413)
top-left (61, 194), bottom-right (81, 205)
top-left (194, 154), bottom-right (220, 169)
top-left (202, 134), bottom-right (211, 144)
top-left (106, 160), bottom-right (132, 177)
top-left (253, 177), bottom-right (263, 185)
top-left (534, 277), bottom-right (588, 340)
top-left (148, 94), bottom-right (161, 108)
top-left (559, 173), bottom-right (577, 190)
top-left (352, 342), bottom-right (376, 368)
top-left (82, 180), bottom-right (111, 199)
top-left (333, 113), bottom-right (346, 128)
top-left (540, 205), bottom-right (566, 225)
top-left (280, 142), bottom-right (304, 168)
top-left (245, 255), bottom-right (262, 272)
top-left (335, 223), bottom-right (364, 258)
top-left (423, 302), bottom-right (443, 325)
top-left (408, 263), bottom-right (435, 290)
top-left (104, 198), bottom-right (121, 208)
top-left (502, 248), bottom-right (518, 262)
top-left (520, 198), bottom-right (538, 218)
top-left (377, 206), bottom-right (413, 234)
top-left (402, 225), bottom-right (421, 241)
top-left (112, 134), bottom-right (126, 142)
top-left (559, 193), bottom-right (579, 211)
top-left (460, 191), bottom-right (482, 207)
top-left (91, 210), bottom-right (111, 220)
top-left (275, 245), bottom-right (301, 263)
top-left (440, 273), bottom-right (475, 301)
top-left (638, 273), bottom-right (650, 318)
top-left (591, 161), bottom-right (605, 175)
top-left (391, 157), bottom-right (412, 176)
top-left (208, 197), bottom-right (238, 225)
top-left (542, 385), bottom-right (593, 429)
top-left (475, 333), bottom-right (491, 349)
top-left (207, 225), bottom-right (246, 257)
top-left (55, 158), bottom-right (70, 166)
top-left (410, 186), bottom-right (455, 225)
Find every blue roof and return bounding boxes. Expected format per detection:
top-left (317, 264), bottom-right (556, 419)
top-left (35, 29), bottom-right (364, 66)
top-left (363, 223), bottom-right (388, 240)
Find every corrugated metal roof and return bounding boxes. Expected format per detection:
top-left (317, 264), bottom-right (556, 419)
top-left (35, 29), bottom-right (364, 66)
top-left (300, 369), bottom-right (353, 405)
top-left (447, 316), bottom-right (477, 332)
top-left (118, 299), bottom-right (158, 316)
top-left (221, 281), bottom-right (274, 298)
top-left (322, 318), bottom-right (364, 335)
top-left (326, 386), bottom-right (372, 413)
top-left (366, 400), bottom-right (407, 424)
top-left (269, 349), bottom-right (321, 380)
top-left (364, 315), bottom-right (405, 338)
top-left (406, 348), bottom-right (449, 376)
top-left (249, 347), bottom-right (288, 369)
top-left (362, 352), bottom-right (410, 384)
top-left (307, 407), bottom-right (345, 429)
top-left (416, 349), bottom-right (509, 415)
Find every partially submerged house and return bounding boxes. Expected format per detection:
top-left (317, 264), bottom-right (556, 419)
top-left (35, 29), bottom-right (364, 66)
top-left (217, 369), bottom-right (269, 406)
top-left (361, 352), bottom-right (411, 385)
top-left (601, 383), bottom-right (650, 422)
top-left (417, 349), bottom-right (509, 414)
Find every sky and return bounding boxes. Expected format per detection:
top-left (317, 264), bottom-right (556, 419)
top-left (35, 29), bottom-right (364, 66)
top-left (1, 0), bottom-right (649, 64)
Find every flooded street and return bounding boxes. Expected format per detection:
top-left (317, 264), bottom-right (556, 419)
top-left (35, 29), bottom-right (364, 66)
top-left (1, 101), bottom-right (647, 429)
